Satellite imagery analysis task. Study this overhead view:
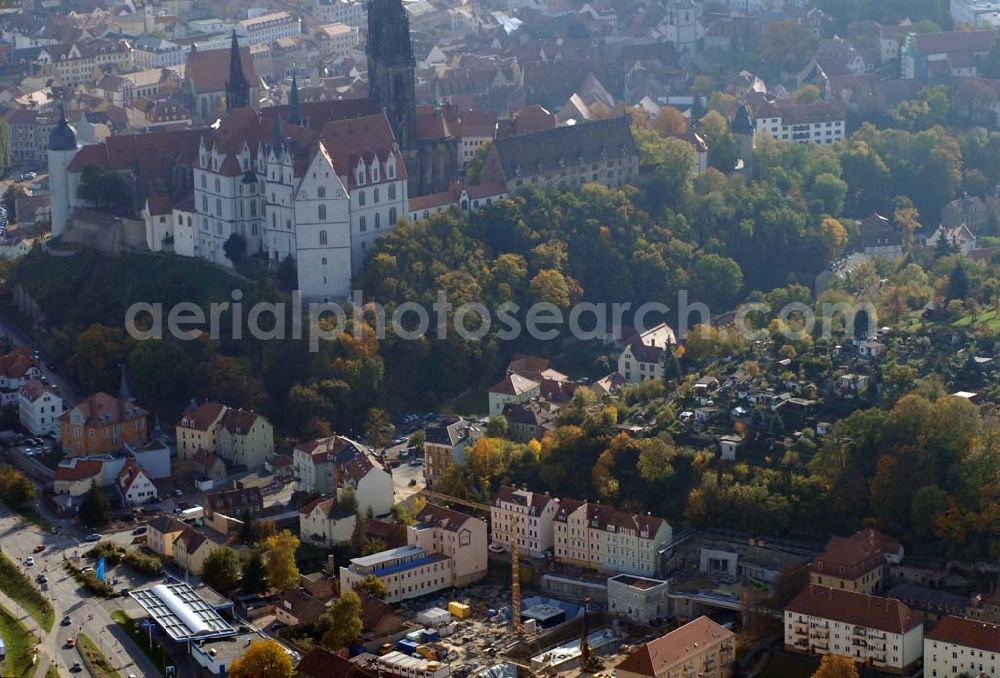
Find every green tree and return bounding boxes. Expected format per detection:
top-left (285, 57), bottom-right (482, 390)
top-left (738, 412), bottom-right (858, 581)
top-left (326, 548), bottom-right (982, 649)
top-left (239, 508), bottom-right (259, 544)
top-left (70, 324), bottom-right (131, 393)
top-left (77, 165), bottom-right (133, 213)
top-left (202, 547), bottom-right (241, 591)
top-left (241, 550), bottom-right (268, 595)
top-left (700, 111), bottom-right (737, 172)
top-left (0, 118), bottom-right (12, 178)
top-left (224, 233), bottom-right (248, 265)
top-left (365, 407), bottom-right (394, 449)
top-left (276, 255), bottom-right (297, 289)
top-left (948, 263), bottom-right (970, 300)
top-left (79, 482), bottom-right (110, 528)
top-left (320, 591), bottom-right (364, 649)
top-left (0, 466), bottom-right (36, 508)
top-left (465, 143), bottom-right (491, 185)
top-left (354, 574), bottom-right (388, 599)
top-left (486, 415), bottom-right (508, 438)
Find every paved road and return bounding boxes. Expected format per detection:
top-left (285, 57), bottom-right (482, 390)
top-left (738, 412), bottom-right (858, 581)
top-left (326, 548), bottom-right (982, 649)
top-left (0, 500), bottom-right (161, 677)
top-left (0, 307), bottom-right (81, 408)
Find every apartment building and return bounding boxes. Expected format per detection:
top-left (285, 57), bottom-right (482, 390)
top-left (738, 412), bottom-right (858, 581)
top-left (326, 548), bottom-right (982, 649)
top-left (340, 545), bottom-right (454, 603)
top-left (754, 99), bottom-right (846, 145)
top-left (239, 12), bottom-right (301, 45)
top-left (423, 417), bottom-right (482, 489)
top-left (216, 409), bottom-right (274, 470)
top-left (59, 393), bottom-right (148, 456)
top-left (809, 528), bottom-right (904, 594)
top-left (292, 436), bottom-right (393, 516)
top-left (0, 346), bottom-right (40, 405)
top-left (175, 401), bottom-right (227, 460)
top-left (18, 380), bottom-right (62, 436)
top-left (617, 324), bottom-right (676, 384)
top-left (553, 499), bottom-right (672, 577)
top-left (924, 615), bottom-right (1000, 678)
top-left (407, 504), bottom-right (487, 587)
top-left (784, 585), bottom-right (924, 673)
top-left (50, 40), bottom-right (133, 85)
top-left (616, 616), bottom-right (735, 678)
top-left (490, 485), bottom-right (559, 558)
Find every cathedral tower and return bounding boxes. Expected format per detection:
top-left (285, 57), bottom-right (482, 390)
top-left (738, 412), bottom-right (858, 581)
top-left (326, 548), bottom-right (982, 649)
top-left (366, 0), bottom-right (416, 149)
top-left (225, 30), bottom-right (250, 111)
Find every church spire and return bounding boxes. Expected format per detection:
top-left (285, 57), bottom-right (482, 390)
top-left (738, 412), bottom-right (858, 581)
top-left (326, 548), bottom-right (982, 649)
top-left (225, 30), bottom-right (250, 111)
top-left (288, 71), bottom-right (301, 126)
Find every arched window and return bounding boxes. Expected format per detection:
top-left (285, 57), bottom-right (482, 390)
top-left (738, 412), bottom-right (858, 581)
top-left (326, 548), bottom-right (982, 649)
top-left (214, 178), bottom-right (221, 192)
top-left (359, 216), bottom-right (366, 232)
top-left (373, 187), bottom-right (380, 204)
top-left (317, 186), bottom-right (326, 198)
top-left (318, 204), bottom-right (327, 220)
top-left (319, 230), bottom-right (328, 245)
top-left (358, 190), bottom-right (366, 207)
top-left (375, 212), bottom-right (381, 229)
top-left (389, 207), bottom-right (397, 224)
top-left (388, 183), bottom-right (396, 200)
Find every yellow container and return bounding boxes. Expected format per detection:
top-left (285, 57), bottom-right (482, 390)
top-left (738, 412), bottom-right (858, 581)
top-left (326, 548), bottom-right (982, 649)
top-left (448, 601), bottom-right (470, 619)
top-left (416, 645), bottom-right (437, 661)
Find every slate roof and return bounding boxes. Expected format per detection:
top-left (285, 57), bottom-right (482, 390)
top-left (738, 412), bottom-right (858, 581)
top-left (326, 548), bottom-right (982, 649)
top-left (490, 115), bottom-right (636, 181)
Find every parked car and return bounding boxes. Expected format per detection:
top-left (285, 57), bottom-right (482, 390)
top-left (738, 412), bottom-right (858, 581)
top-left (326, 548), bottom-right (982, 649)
top-left (24, 557), bottom-right (34, 566)
top-left (61, 615), bottom-right (71, 626)
top-left (488, 543), bottom-right (506, 554)
top-left (409, 457), bottom-right (423, 467)
top-left (65, 638), bottom-right (75, 649)
top-left (84, 533), bottom-right (101, 542)
top-left (131, 526), bottom-right (147, 535)
top-left (71, 661), bottom-right (82, 672)
top-left (32, 545), bottom-right (44, 553)
top-left (19, 172), bottom-right (36, 180)
top-left (173, 489), bottom-right (183, 497)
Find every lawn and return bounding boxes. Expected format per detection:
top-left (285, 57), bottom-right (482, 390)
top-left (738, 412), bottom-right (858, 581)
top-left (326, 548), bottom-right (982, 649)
top-left (954, 307), bottom-right (1000, 330)
top-left (77, 632), bottom-right (120, 678)
top-left (0, 600), bottom-right (38, 678)
top-left (111, 609), bottom-right (171, 673)
top-left (0, 553), bottom-right (54, 631)
top-left (447, 389), bottom-right (489, 417)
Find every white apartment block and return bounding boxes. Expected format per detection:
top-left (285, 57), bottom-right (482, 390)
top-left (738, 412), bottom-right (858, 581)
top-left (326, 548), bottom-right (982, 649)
top-left (315, 23), bottom-right (358, 60)
top-left (924, 616), bottom-right (1000, 678)
top-left (132, 37), bottom-right (186, 69)
top-left (784, 585), bottom-right (924, 673)
top-left (553, 499), bottom-right (672, 577)
top-left (340, 545), bottom-right (455, 603)
top-left (407, 505), bottom-right (487, 586)
top-left (490, 485), bottom-right (558, 558)
top-left (52, 41), bottom-right (133, 85)
top-left (618, 323), bottom-right (676, 384)
top-left (315, 0), bottom-right (367, 27)
top-left (18, 380), bottom-right (63, 436)
top-left (754, 100), bottom-right (846, 145)
top-left (239, 12), bottom-right (302, 45)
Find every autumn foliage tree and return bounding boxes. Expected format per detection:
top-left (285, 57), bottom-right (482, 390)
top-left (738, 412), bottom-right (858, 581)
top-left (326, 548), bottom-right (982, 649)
top-left (812, 654), bottom-right (859, 678)
top-left (229, 639), bottom-right (293, 678)
top-left (263, 530), bottom-right (300, 591)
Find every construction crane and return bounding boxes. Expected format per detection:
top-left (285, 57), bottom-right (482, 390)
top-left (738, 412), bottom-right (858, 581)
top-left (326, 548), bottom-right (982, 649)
top-left (420, 489), bottom-right (524, 636)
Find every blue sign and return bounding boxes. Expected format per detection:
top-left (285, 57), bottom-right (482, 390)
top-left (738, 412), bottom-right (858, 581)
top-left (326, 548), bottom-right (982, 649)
top-left (96, 556), bottom-right (106, 582)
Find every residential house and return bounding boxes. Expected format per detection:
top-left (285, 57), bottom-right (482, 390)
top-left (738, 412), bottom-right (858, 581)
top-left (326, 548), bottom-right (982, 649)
top-left (924, 616), bottom-right (1000, 677)
top-left (175, 401), bottom-right (227, 461)
top-left (926, 223), bottom-right (977, 256)
top-left (967, 590), bottom-right (1000, 624)
top-left (296, 649), bottom-right (377, 678)
top-left (940, 195), bottom-right (991, 233)
top-left (423, 417), bottom-right (482, 489)
top-left (488, 373), bottom-right (540, 417)
top-left (810, 528), bottom-right (904, 594)
top-left (618, 323), bottom-right (676, 384)
top-left (192, 449), bottom-right (227, 481)
top-left (0, 346), bottom-right (40, 406)
top-left (216, 409), bottom-right (274, 470)
top-left (115, 459), bottom-right (157, 506)
top-left (274, 587), bottom-right (330, 627)
top-left (616, 616), bottom-right (735, 678)
top-left (860, 212), bottom-right (905, 261)
top-left (607, 574), bottom-right (671, 626)
top-left (502, 401), bottom-right (556, 442)
top-left (902, 30), bottom-right (996, 80)
top-left (407, 504), bottom-right (488, 587)
top-left (299, 495), bottom-right (356, 547)
top-left (491, 485), bottom-right (559, 558)
top-left (18, 380), bottom-right (62, 436)
top-left (754, 99), bottom-right (846, 145)
top-left (59, 393), bottom-right (148, 456)
top-left (53, 458), bottom-right (104, 503)
top-left (293, 436), bottom-right (393, 517)
top-left (784, 585), bottom-right (923, 673)
top-left (174, 527), bottom-right (223, 575)
top-left (147, 514), bottom-right (187, 558)
top-left (553, 499), bottom-right (672, 576)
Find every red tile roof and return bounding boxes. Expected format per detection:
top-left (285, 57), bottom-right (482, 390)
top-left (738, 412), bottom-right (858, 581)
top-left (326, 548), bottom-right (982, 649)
top-left (58, 392), bottom-right (147, 428)
top-left (927, 616), bottom-right (1000, 653)
top-left (415, 504), bottom-right (475, 532)
top-left (786, 585), bottom-right (923, 634)
top-left (178, 402), bottom-right (226, 431)
top-left (54, 459), bottom-right (104, 482)
top-left (318, 113), bottom-right (407, 189)
top-left (116, 458), bottom-right (148, 495)
top-left (812, 528), bottom-right (901, 580)
top-left (616, 616), bottom-right (733, 677)
top-left (0, 347), bottom-right (38, 380)
top-left (186, 46), bottom-right (258, 95)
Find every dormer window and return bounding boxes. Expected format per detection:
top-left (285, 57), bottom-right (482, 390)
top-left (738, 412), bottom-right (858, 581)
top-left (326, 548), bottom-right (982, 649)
top-left (356, 162), bottom-right (365, 186)
top-left (387, 162), bottom-right (395, 179)
top-left (371, 163), bottom-right (380, 182)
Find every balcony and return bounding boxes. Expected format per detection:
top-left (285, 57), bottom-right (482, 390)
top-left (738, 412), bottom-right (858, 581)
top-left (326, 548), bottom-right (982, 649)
top-left (853, 625), bottom-right (867, 636)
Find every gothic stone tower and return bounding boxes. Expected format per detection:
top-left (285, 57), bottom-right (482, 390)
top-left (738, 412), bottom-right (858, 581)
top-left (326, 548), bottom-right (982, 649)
top-left (225, 30), bottom-right (250, 111)
top-left (367, 0), bottom-right (417, 149)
